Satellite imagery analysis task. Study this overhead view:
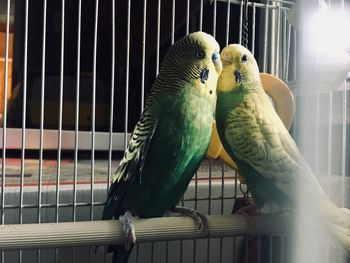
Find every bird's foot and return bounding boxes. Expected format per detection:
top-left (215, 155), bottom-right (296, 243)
top-left (232, 197), bottom-right (259, 241)
top-left (170, 206), bottom-right (209, 235)
top-left (119, 211), bottom-right (136, 250)
top-left (232, 197), bottom-right (258, 225)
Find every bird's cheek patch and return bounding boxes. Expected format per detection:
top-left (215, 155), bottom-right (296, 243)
top-left (199, 68), bottom-right (209, 84)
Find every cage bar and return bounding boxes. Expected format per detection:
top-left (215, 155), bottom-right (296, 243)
top-left (124, 0), bottom-right (131, 149)
top-left (263, 2), bottom-right (269, 72)
top-left (156, 0), bottom-right (161, 74)
top-left (56, 0), bottom-right (65, 224)
top-left (107, 0), bottom-right (116, 192)
top-left (1, 0), bottom-right (10, 228)
top-left (73, 0), bottom-right (82, 222)
top-left (90, 0), bottom-right (99, 221)
top-left (38, 0), bottom-right (47, 225)
top-left (0, 0), bottom-right (347, 262)
top-left (341, 81), bottom-right (347, 207)
top-left (141, 0), bottom-right (147, 110)
top-left (225, 0), bottom-right (231, 46)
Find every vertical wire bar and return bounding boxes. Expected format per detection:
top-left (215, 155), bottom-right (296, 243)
top-left (327, 92), bottom-right (333, 194)
top-left (212, 0), bottom-right (217, 38)
top-left (269, 4), bottom-right (276, 75)
top-left (315, 92), bottom-right (320, 178)
top-left (171, 0), bottom-right (175, 44)
top-left (233, 172), bottom-right (238, 261)
top-left (199, 0), bottom-right (203, 31)
top-left (341, 81), bottom-right (347, 207)
top-left (1, 2), bottom-right (8, 259)
top-left (151, 243), bottom-right (154, 263)
top-left (73, 0), bottom-right (82, 223)
top-left (19, 0), bottom-right (30, 261)
top-left (37, 0), bottom-right (47, 261)
top-left (282, 10), bottom-right (287, 80)
top-left (135, 245), bottom-right (139, 263)
top-left (238, 1), bottom-right (243, 44)
top-left (55, 1), bottom-right (65, 261)
top-left (245, 236), bottom-right (249, 263)
top-left (339, 7), bottom-right (346, 222)
top-left (124, 0), bottom-right (131, 149)
top-left (208, 161), bottom-right (212, 208)
top-left (279, 236), bottom-right (284, 263)
top-left (56, 0), bottom-right (65, 224)
top-left (102, 244), bottom-right (108, 263)
top-left (91, 0), bottom-right (99, 221)
top-left (107, 0), bottom-right (116, 192)
top-left (206, 160), bottom-right (212, 263)
top-left (20, 0), bottom-right (29, 225)
top-left (257, 236), bottom-right (261, 263)
top-left (225, 0), bottom-right (231, 46)
top-left (186, 0), bottom-right (190, 34)
top-left (153, 0), bottom-right (160, 251)
top-left (155, 0), bottom-right (161, 75)
top-left (38, 0), bottom-right (47, 224)
top-left (1, 0), bottom-right (11, 226)
top-left (193, 172), bottom-right (198, 263)
top-left (165, 240), bottom-right (169, 263)
top-left (292, 29), bottom-right (297, 81)
top-left (263, 3), bottom-right (269, 72)
top-left (220, 163), bottom-right (225, 214)
top-left (219, 162), bottom-right (225, 263)
top-left (275, 5), bottom-right (281, 77)
top-left (268, 235), bottom-right (273, 263)
top-left (251, 3), bottom-right (256, 55)
top-left (141, 0), bottom-right (147, 110)
top-left (285, 23), bottom-right (291, 81)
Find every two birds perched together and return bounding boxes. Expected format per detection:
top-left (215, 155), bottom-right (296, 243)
top-left (102, 31), bottom-right (350, 262)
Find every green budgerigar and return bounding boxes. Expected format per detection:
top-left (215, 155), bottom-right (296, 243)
top-left (215, 44), bottom-right (350, 251)
top-left (102, 32), bottom-right (222, 263)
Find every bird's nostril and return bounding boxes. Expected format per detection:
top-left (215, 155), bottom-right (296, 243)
top-left (212, 52), bottom-right (220, 62)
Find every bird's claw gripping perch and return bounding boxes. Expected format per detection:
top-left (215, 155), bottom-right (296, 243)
top-left (119, 211), bottom-right (136, 250)
top-left (171, 206), bottom-right (209, 235)
top-left (232, 197), bottom-right (257, 226)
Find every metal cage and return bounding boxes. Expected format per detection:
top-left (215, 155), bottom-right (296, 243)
top-left (0, 0), bottom-right (349, 262)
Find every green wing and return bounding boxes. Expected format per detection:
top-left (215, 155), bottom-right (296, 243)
top-left (102, 109), bottom-right (158, 220)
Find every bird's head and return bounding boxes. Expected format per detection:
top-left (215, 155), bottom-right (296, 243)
top-left (217, 44), bottom-right (261, 93)
top-left (159, 31), bottom-right (222, 98)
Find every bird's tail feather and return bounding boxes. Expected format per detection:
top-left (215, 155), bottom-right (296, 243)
top-left (329, 223), bottom-right (350, 254)
top-left (109, 244), bottom-right (134, 263)
top-left (322, 206), bottom-right (350, 254)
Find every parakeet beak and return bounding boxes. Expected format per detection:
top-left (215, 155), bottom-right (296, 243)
top-left (212, 52), bottom-right (220, 63)
top-left (212, 52), bottom-right (222, 72)
top-left (234, 70), bottom-right (241, 83)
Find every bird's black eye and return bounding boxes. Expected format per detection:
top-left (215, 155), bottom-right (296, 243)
top-left (241, 54), bottom-right (248, 63)
top-left (196, 51), bottom-right (205, 59)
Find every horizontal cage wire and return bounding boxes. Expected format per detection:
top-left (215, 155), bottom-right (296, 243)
top-left (0, 0), bottom-right (349, 262)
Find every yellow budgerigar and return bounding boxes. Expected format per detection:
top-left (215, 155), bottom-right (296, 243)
top-left (215, 43), bottom-right (350, 252)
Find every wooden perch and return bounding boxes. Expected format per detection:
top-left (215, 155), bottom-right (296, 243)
top-left (0, 214), bottom-right (288, 250)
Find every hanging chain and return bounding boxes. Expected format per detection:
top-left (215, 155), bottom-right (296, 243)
top-left (239, 182), bottom-right (249, 197)
top-left (241, 0), bottom-right (249, 48)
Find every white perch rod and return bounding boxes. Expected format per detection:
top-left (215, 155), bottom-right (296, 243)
top-left (0, 214), bottom-right (287, 250)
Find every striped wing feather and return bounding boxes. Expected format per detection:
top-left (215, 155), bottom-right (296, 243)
top-left (102, 108), bottom-right (157, 220)
top-left (225, 92), bottom-right (321, 195)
